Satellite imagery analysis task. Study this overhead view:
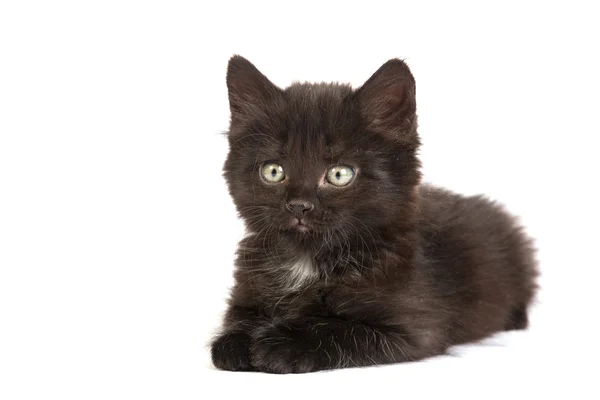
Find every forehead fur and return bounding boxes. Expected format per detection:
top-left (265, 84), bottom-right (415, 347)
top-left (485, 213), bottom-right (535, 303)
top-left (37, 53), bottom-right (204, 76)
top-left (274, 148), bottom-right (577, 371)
top-left (277, 83), bottom-right (357, 156)
top-left (285, 82), bottom-right (353, 106)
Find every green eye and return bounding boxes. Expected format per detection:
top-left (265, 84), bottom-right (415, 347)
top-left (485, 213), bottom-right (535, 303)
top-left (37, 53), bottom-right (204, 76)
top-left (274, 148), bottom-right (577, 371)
top-left (261, 163), bottom-right (285, 183)
top-left (326, 165), bottom-right (355, 186)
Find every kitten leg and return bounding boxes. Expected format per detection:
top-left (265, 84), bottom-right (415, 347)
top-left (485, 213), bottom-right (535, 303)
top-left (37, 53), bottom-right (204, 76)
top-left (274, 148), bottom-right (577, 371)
top-left (250, 317), bottom-right (430, 374)
top-left (211, 330), bottom-right (254, 371)
top-left (210, 305), bottom-right (265, 371)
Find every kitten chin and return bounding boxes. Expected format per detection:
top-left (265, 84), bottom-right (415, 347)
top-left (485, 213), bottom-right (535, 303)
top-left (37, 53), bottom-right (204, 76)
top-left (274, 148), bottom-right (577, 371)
top-left (211, 55), bottom-right (539, 373)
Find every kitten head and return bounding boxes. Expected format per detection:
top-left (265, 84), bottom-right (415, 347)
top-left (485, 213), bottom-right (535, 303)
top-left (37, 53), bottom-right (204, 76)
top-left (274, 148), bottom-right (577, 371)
top-left (223, 56), bottom-right (421, 250)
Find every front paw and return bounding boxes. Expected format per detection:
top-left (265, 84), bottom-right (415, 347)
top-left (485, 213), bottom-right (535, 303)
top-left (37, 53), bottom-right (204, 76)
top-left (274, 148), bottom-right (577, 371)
top-left (250, 325), bottom-right (325, 374)
top-left (211, 331), bottom-right (253, 371)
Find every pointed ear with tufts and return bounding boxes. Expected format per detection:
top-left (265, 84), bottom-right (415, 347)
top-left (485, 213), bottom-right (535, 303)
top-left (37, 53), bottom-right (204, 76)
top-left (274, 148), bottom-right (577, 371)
top-left (356, 59), bottom-right (418, 143)
top-left (226, 55), bottom-right (282, 123)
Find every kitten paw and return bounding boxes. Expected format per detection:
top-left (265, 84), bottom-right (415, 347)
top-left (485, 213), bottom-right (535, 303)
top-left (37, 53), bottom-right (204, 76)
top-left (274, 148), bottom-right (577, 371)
top-left (250, 325), bottom-right (324, 374)
top-left (211, 331), bottom-right (254, 371)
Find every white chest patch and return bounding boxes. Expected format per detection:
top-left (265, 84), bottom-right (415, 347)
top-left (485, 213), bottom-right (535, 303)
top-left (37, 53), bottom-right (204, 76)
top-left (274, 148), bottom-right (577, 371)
top-left (283, 256), bottom-right (318, 291)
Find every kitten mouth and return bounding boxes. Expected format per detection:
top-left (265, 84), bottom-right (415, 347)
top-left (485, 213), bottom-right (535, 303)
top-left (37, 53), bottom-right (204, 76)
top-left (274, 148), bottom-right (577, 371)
top-left (288, 219), bottom-right (312, 233)
top-left (296, 224), bottom-right (311, 233)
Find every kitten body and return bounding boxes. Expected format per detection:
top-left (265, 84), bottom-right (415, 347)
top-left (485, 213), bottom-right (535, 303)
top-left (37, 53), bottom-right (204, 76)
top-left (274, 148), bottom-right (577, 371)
top-left (211, 56), bottom-right (538, 373)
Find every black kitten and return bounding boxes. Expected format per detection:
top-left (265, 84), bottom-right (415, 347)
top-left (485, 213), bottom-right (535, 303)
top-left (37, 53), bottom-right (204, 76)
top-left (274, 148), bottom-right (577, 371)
top-left (210, 55), bottom-right (538, 373)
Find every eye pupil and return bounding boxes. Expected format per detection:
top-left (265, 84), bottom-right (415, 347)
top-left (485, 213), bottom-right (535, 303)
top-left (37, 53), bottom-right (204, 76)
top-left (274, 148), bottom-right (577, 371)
top-left (271, 168), bottom-right (277, 177)
top-left (335, 171), bottom-right (341, 179)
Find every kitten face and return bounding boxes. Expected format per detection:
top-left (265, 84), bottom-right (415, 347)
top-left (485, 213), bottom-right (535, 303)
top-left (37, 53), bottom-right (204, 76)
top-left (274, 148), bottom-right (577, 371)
top-left (223, 56), bottom-right (421, 248)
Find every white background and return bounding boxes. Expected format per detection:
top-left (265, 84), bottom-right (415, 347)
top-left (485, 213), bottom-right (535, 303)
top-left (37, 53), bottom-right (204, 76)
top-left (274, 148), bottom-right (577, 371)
top-left (1, 1), bottom-right (599, 399)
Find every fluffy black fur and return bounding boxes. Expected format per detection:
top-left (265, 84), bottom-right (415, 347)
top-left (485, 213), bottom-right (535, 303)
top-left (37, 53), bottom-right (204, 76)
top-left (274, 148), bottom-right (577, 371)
top-left (210, 55), bottom-right (538, 373)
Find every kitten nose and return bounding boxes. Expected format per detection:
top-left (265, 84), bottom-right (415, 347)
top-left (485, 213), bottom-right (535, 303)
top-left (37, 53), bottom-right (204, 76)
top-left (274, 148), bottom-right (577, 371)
top-left (286, 201), bottom-right (314, 219)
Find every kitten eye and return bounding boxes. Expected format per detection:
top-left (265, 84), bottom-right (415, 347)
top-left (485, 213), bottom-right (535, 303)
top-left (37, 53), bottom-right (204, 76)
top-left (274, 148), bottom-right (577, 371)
top-left (326, 165), bottom-right (355, 186)
top-left (261, 163), bottom-right (285, 183)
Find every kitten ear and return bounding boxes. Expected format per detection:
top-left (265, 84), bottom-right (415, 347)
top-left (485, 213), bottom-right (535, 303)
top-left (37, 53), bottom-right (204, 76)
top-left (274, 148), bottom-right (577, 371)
top-left (356, 59), bottom-right (417, 142)
top-left (226, 55), bottom-right (281, 122)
